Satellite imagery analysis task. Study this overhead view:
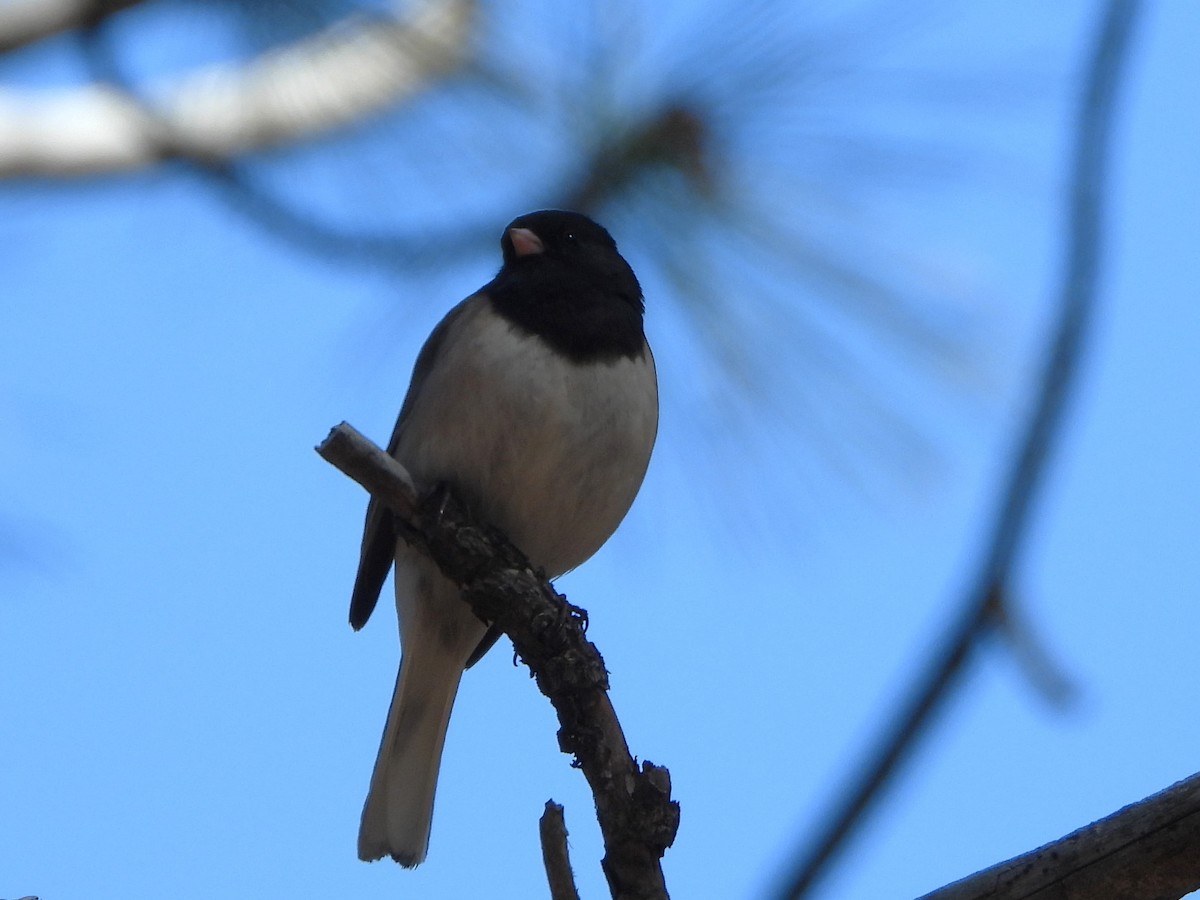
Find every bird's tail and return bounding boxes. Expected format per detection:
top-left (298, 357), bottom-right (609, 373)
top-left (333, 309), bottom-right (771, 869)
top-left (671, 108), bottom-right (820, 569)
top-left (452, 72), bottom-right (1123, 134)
top-left (357, 624), bottom-right (469, 867)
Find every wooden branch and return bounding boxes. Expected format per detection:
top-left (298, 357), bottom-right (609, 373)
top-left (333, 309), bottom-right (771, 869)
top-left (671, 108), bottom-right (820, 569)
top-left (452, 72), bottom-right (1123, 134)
top-left (541, 801), bottom-right (582, 900)
top-left (317, 422), bottom-right (678, 899)
top-left (918, 771), bottom-right (1200, 900)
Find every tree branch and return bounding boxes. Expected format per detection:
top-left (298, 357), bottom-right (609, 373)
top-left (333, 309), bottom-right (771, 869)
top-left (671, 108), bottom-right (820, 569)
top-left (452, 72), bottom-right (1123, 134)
top-left (541, 800), bottom-right (582, 900)
top-left (918, 771), bottom-right (1200, 900)
top-left (316, 422), bottom-right (678, 900)
top-left (774, 2), bottom-right (1143, 896)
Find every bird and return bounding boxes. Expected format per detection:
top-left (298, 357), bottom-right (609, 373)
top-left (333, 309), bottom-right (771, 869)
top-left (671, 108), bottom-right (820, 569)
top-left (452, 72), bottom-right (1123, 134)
top-left (348, 209), bottom-right (658, 867)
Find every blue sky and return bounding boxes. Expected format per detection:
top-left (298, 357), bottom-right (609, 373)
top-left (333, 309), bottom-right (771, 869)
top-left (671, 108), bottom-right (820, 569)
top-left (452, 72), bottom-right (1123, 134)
top-left (2, 3), bottom-right (1198, 899)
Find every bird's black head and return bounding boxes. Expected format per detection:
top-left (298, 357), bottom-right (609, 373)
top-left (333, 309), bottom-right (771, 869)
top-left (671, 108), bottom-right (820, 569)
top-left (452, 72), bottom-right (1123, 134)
top-left (489, 210), bottom-right (646, 363)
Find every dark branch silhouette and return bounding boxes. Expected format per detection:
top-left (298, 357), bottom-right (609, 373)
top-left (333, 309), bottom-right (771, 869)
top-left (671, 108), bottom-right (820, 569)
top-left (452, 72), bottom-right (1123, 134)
top-left (317, 422), bottom-right (678, 900)
top-left (775, 2), bottom-right (1143, 896)
top-left (918, 771), bottom-right (1200, 900)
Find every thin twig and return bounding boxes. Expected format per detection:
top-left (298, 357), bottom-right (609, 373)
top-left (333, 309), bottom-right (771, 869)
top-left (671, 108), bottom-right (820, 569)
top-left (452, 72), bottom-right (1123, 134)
top-left (775, 3), bottom-right (1143, 896)
top-left (317, 422), bottom-right (678, 899)
top-left (541, 801), bottom-right (582, 900)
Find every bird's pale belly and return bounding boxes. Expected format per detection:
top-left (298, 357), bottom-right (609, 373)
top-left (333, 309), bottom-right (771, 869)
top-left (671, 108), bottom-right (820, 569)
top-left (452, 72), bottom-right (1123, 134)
top-left (396, 308), bottom-right (657, 578)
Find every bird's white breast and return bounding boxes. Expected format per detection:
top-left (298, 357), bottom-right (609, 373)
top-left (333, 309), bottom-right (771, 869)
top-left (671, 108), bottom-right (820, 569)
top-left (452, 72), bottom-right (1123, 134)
top-left (396, 301), bottom-right (658, 577)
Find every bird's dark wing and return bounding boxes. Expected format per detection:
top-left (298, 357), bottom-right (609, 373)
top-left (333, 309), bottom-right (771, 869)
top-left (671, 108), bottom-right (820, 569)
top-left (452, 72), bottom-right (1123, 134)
top-left (348, 296), bottom-right (482, 630)
top-left (464, 626), bottom-right (503, 668)
top-left (348, 493), bottom-right (397, 630)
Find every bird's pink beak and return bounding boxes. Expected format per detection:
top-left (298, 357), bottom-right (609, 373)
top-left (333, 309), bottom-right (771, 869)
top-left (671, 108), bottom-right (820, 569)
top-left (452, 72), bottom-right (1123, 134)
top-left (508, 227), bottom-right (544, 257)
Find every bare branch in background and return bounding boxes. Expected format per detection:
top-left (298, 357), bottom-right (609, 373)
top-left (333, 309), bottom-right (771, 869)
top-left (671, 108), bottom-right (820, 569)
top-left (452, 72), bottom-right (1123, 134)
top-left (0, 0), bottom-right (474, 176)
top-left (918, 771), bottom-right (1200, 900)
top-left (0, 0), bottom-right (145, 52)
top-left (774, 2), bottom-right (1143, 896)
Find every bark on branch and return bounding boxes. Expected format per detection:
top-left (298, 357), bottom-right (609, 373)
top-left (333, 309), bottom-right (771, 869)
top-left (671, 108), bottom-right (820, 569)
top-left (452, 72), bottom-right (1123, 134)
top-left (317, 421), bottom-right (678, 900)
top-left (918, 771), bottom-right (1200, 900)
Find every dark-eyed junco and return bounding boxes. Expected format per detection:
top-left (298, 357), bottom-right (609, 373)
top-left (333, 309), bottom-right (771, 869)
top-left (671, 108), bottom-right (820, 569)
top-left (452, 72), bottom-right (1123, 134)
top-left (349, 210), bottom-right (658, 867)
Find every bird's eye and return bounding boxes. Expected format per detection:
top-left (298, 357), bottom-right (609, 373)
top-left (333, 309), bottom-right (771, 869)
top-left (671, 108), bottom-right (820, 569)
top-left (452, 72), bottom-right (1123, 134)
top-left (565, 232), bottom-right (577, 241)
